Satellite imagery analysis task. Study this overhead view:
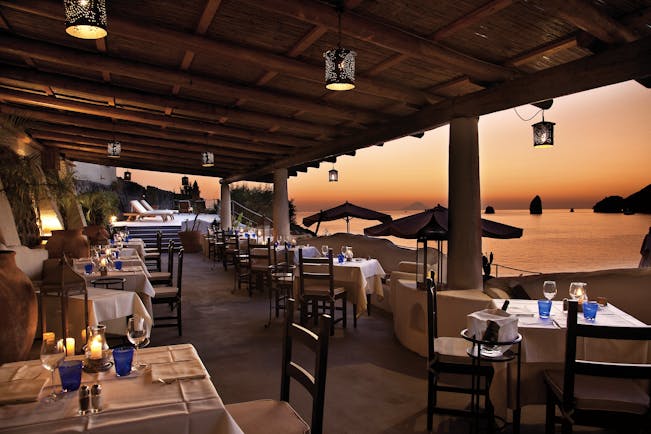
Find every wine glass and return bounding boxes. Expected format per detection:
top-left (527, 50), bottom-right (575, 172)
top-left (40, 336), bottom-right (65, 402)
top-left (321, 245), bottom-right (329, 257)
top-left (543, 280), bottom-right (557, 300)
top-left (569, 282), bottom-right (587, 301)
top-left (127, 316), bottom-right (149, 370)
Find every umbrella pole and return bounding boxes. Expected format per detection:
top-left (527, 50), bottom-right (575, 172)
top-left (346, 217), bottom-right (350, 233)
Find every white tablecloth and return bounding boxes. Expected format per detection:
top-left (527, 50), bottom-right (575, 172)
top-left (122, 238), bottom-right (146, 258)
top-left (485, 299), bottom-right (648, 418)
top-left (0, 344), bottom-right (243, 434)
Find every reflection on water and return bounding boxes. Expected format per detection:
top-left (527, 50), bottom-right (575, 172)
top-left (295, 209), bottom-right (651, 275)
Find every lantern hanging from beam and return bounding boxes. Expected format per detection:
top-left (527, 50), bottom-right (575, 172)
top-left (324, 8), bottom-right (356, 91)
top-left (64, 0), bottom-right (108, 40)
top-left (532, 112), bottom-right (555, 148)
top-left (328, 164), bottom-right (338, 182)
top-left (123, 171), bottom-right (131, 181)
top-left (107, 140), bottom-right (120, 158)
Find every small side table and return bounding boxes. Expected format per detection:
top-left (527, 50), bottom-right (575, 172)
top-left (461, 329), bottom-right (523, 434)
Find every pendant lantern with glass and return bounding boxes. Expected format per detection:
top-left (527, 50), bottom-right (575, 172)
top-left (201, 152), bottom-right (214, 167)
top-left (64, 0), bottom-right (108, 40)
top-left (107, 140), bottom-right (120, 158)
top-left (324, 7), bottom-right (356, 91)
top-left (532, 111), bottom-right (555, 148)
top-left (328, 165), bottom-right (339, 182)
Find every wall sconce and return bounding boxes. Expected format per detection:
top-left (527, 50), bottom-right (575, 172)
top-left (328, 165), bottom-right (339, 182)
top-left (107, 140), bottom-right (120, 158)
top-left (64, 0), bottom-right (108, 40)
top-left (532, 112), bottom-right (555, 148)
top-left (202, 151), bottom-right (214, 167)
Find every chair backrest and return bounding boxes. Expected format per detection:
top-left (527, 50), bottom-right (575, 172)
top-left (156, 230), bottom-right (162, 252)
top-left (167, 240), bottom-right (175, 275)
top-left (272, 245), bottom-right (293, 274)
top-left (249, 243), bottom-right (271, 268)
top-left (299, 248), bottom-right (335, 298)
top-left (281, 298), bottom-right (331, 434)
top-left (425, 272), bottom-right (438, 361)
top-left (561, 300), bottom-right (651, 411)
top-left (178, 200), bottom-right (191, 213)
top-left (176, 248), bottom-right (184, 293)
top-left (130, 200), bottom-right (147, 213)
top-left (140, 199), bottom-right (155, 211)
top-left (91, 277), bottom-right (126, 290)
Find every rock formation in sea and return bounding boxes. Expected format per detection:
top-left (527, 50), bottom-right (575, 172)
top-left (529, 195), bottom-right (542, 214)
top-left (593, 184), bottom-right (651, 214)
top-left (404, 201), bottom-right (427, 210)
top-left (485, 206), bottom-right (495, 214)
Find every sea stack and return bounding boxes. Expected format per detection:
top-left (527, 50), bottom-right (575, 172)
top-left (485, 206), bottom-right (495, 214)
top-left (530, 195), bottom-right (543, 214)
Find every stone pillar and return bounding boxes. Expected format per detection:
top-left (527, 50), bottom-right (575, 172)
top-left (447, 117), bottom-right (482, 290)
top-left (272, 168), bottom-right (290, 240)
top-left (220, 182), bottom-right (232, 230)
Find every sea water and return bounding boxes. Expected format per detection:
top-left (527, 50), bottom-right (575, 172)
top-left (295, 209), bottom-right (651, 276)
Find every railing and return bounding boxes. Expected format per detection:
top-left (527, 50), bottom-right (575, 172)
top-left (492, 263), bottom-right (541, 278)
top-left (231, 200), bottom-right (273, 229)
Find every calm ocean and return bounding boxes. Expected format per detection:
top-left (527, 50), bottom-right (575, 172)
top-left (295, 209), bottom-right (651, 276)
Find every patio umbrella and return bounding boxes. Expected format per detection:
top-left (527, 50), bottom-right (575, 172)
top-left (364, 205), bottom-right (523, 284)
top-left (302, 201), bottom-right (392, 235)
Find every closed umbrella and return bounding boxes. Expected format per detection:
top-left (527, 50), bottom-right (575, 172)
top-left (302, 201), bottom-right (392, 235)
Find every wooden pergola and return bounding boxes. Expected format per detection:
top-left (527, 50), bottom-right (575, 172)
top-left (0, 0), bottom-right (649, 183)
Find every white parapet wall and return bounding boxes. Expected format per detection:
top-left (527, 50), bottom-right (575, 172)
top-left (73, 162), bottom-right (116, 186)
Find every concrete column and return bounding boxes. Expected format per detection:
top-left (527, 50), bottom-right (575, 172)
top-left (272, 168), bottom-right (290, 240)
top-left (447, 117), bottom-right (483, 290)
top-left (220, 182), bottom-right (232, 230)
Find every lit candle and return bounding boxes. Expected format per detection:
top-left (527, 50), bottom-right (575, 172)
top-left (65, 338), bottom-right (75, 356)
top-left (42, 332), bottom-right (55, 343)
top-left (56, 339), bottom-right (65, 352)
top-left (100, 257), bottom-right (107, 267)
top-left (257, 229), bottom-right (262, 237)
top-left (90, 337), bottom-right (103, 359)
top-left (81, 329), bottom-right (87, 343)
top-left (105, 248), bottom-right (111, 256)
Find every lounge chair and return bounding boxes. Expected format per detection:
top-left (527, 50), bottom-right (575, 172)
top-left (140, 199), bottom-right (179, 214)
top-left (127, 200), bottom-right (175, 222)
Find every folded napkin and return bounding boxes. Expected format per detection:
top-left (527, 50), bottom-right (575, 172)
top-left (151, 360), bottom-right (206, 383)
top-left (0, 378), bottom-right (47, 405)
top-left (467, 308), bottom-right (519, 354)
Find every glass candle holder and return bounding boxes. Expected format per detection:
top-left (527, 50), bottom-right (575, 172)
top-left (84, 325), bottom-right (111, 372)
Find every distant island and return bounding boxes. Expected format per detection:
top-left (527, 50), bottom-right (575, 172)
top-left (404, 201), bottom-right (427, 210)
top-left (485, 206), bottom-right (495, 214)
top-left (593, 184), bottom-right (651, 214)
top-left (530, 195), bottom-right (542, 214)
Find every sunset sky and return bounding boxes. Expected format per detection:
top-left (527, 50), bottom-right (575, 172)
top-left (116, 80), bottom-right (651, 213)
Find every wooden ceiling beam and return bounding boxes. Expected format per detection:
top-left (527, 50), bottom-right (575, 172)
top-left (504, 35), bottom-right (578, 67)
top-left (240, 0), bottom-right (518, 83)
top-left (0, 66), bottom-right (349, 137)
top-left (545, 0), bottom-right (637, 44)
top-left (29, 131), bottom-right (265, 163)
top-left (430, 0), bottom-right (514, 41)
top-left (0, 105), bottom-right (294, 155)
top-left (225, 35), bottom-right (651, 182)
top-left (195, 0), bottom-right (222, 34)
top-left (0, 34), bottom-right (381, 124)
top-left (0, 86), bottom-right (314, 148)
top-left (2, 1), bottom-right (436, 107)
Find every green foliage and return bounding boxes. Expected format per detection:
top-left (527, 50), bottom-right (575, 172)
top-left (78, 190), bottom-right (119, 226)
top-left (230, 184), bottom-right (296, 224)
top-left (44, 168), bottom-right (77, 229)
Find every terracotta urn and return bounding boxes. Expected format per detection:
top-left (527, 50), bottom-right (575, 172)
top-left (178, 230), bottom-right (202, 253)
top-left (46, 229), bottom-right (90, 259)
top-left (0, 250), bottom-right (37, 363)
top-left (82, 225), bottom-right (110, 246)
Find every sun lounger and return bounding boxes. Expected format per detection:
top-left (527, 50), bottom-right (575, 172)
top-left (140, 199), bottom-right (179, 214)
top-left (129, 200), bottom-right (175, 221)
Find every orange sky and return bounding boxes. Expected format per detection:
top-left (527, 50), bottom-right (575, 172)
top-left (117, 80), bottom-right (651, 213)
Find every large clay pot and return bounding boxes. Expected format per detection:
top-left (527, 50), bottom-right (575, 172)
top-left (178, 231), bottom-right (202, 253)
top-left (0, 250), bottom-right (37, 363)
top-left (82, 225), bottom-right (110, 246)
top-left (46, 229), bottom-right (90, 259)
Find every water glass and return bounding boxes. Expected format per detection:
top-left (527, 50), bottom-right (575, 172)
top-left (112, 346), bottom-right (134, 376)
top-left (84, 263), bottom-right (93, 275)
top-left (537, 299), bottom-right (552, 318)
top-left (321, 245), bottom-right (329, 256)
top-left (337, 253), bottom-right (345, 264)
top-left (114, 260), bottom-right (123, 270)
top-left (542, 280), bottom-right (557, 300)
top-left (58, 360), bottom-right (82, 392)
top-left (583, 301), bottom-right (598, 321)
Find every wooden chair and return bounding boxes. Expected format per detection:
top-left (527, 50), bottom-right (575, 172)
top-left (265, 245), bottom-right (295, 327)
top-left (543, 300), bottom-right (651, 434)
top-left (232, 237), bottom-right (251, 295)
top-left (90, 277), bottom-right (126, 290)
top-left (144, 230), bottom-right (162, 272)
top-left (149, 240), bottom-right (174, 286)
top-left (152, 248), bottom-right (183, 336)
top-left (298, 248), bottom-right (350, 336)
top-left (249, 240), bottom-right (271, 293)
top-left (222, 231), bottom-right (239, 270)
top-left (426, 274), bottom-right (494, 432)
top-left (227, 299), bottom-right (331, 434)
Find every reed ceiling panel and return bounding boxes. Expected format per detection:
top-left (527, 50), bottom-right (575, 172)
top-left (108, 0), bottom-right (207, 34)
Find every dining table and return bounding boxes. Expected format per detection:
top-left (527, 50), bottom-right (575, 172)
top-left (0, 344), bottom-right (243, 434)
top-left (485, 298), bottom-right (649, 421)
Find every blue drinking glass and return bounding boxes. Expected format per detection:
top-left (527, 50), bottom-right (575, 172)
top-left (114, 260), bottom-right (123, 271)
top-left (337, 253), bottom-right (345, 264)
top-left (58, 360), bottom-right (82, 392)
top-left (583, 301), bottom-right (598, 321)
top-left (537, 299), bottom-right (552, 319)
top-left (113, 346), bottom-right (134, 376)
top-left (84, 263), bottom-right (93, 274)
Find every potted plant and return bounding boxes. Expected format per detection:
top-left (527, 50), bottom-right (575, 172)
top-left (178, 212), bottom-right (203, 253)
top-left (79, 190), bottom-right (118, 245)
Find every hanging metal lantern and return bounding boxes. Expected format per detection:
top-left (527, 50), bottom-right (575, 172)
top-left (328, 167), bottom-right (338, 182)
top-left (324, 48), bottom-right (356, 91)
top-left (64, 0), bottom-right (108, 40)
top-left (532, 114), bottom-right (555, 148)
top-left (107, 140), bottom-right (120, 158)
top-left (181, 176), bottom-right (189, 186)
top-left (201, 151), bottom-right (214, 167)
top-left (123, 171), bottom-right (131, 181)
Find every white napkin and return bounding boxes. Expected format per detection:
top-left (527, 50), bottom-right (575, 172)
top-left (150, 360), bottom-right (206, 383)
top-left (467, 308), bottom-right (519, 353)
